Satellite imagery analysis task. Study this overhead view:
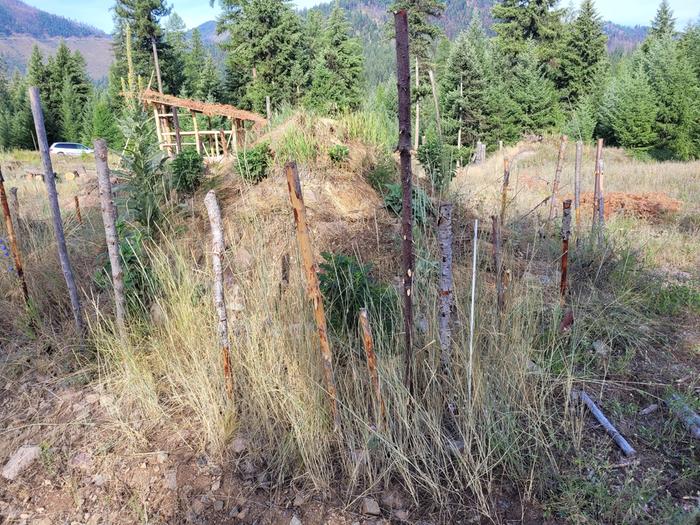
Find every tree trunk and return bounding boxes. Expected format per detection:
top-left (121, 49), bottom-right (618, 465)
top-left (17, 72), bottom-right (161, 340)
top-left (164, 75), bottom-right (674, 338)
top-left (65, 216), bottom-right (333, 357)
top-left (592, 138), bottom-right (603, 234)
top-left (28, 86), bottom-right (84, 335)
top-left (500, 158), bottom-right (510, 226)
top-left (491, 215), bottom-right (504, 316)
top-left (285, 162), bottom-right (340, 431)
top-left (0, 168), bottom-right (29, 305)
top-left (428, 69), bottom-right (442, 141)
top-left (560, 200), bottom-right (572, 298)
top-left (437, 203), bottom-right (454, 369)
top-left (74, 195), bottom-right (83, 226)
top-left (203, 190), bottom-right (235, 399)
top-left (414, 57), bottom-right (420, 152)
top-left (94, 139), bottom-right (127, 338)
top-left (394, 10), bottom-right (415, 392)
top-left (151, 36), bottom-right (163, 94)
top-left (548, 135), bottom-right (568, 222)
top-left (359, 308), bottom-right (386, 430)
top-left (574, 140), bottom-right (582, 237)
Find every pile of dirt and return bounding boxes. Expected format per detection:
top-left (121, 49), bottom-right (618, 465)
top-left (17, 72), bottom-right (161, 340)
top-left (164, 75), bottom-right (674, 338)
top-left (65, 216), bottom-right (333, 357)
top-left (578, 191), bottom-right (682, 222)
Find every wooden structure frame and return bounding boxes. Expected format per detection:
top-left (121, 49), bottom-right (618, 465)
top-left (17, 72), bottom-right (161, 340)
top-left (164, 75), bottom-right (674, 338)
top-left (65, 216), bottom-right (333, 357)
top-left (141, 89), bottom-right (267, 159)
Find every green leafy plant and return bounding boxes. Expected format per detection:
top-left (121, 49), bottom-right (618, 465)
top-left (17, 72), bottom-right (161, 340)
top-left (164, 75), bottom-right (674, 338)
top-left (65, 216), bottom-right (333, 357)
top-left (319, 252), bottom-right (397, 335)
top-left (236, 142), bottom-right (273, 183)
top-left (365, 155), bottom-right (396, 192)
top-left (328, 144), bottom-right (350, 164)
top-left (171, 149), bottom-right (205, 194)
top-left (383, 183), bottom-right (432, 226)
top-left (417, 135), bottom-right (444, 187)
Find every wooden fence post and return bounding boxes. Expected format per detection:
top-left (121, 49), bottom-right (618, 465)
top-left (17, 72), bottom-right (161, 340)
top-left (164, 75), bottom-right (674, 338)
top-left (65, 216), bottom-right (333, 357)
top-left (560, 200), bottom-right (572, 298)
top-left (285, 162), bottom-right (340, 430)
top-left (548, 135), bottom-right (568, 222)
top-left (414, 57), bottom-right (420, 152)
top-left (94, 139), bottom-right (127, 337)
top-left (359, 308), bottom-right (386, 431)
top-left (265, 96), bottom-right (271, 122)
top-left (203, 190), bottom-right (235, 398)
top-left (592, 138), bottom-right (603, 234)
top-left (394, 10), bottom-right (415, 392)
top-left (428, 69), bottom-right (442, 141)
top-left (574, 141), bottom-right (582, 238)
top-left (9, 187), bottom-right (20, 226)
top-left (437, 203), bottom-right (454, 369)
top-left (74, 195), bottom-right (83, 226)
top-left (29, 87), bottom-right (84, 334)
top-left (500, 158), bottom-right (510, 226)
top-left (0, 168), bottom-right (29, 305)
top-left (172, 107), bottom-right (182, 155)
top-left (491, 215), bottom-right (504, 316)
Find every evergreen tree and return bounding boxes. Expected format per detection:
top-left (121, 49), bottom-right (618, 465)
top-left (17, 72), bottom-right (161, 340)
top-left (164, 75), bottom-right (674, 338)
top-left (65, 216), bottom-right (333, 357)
top-left (558, 0), bottom-right (608, 102)
top-left (59, 79), bottom-right (81, 142)
top-left (649, 0), bottom-right (676, 39)
top-left (196, 56), bottom-right (223, 102)
top-left (162, 12), bottom-right (188, 95)
top-left (183, 28), bottom-right (208, 97)
top-left (680, 22), bottom-right (700, 82)
top-left (303, 6), bottom-right (364, 114)
top-left (389, 0), bottom-right (445, 66)
top-left (91, 93), bottom-right (122, 147)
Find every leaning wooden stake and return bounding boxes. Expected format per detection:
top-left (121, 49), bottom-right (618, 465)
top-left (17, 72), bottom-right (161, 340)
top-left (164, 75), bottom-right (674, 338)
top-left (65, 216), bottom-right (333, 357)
top-left (285, 162), bottom-right (340, 430)
top-left (9, 187), bottom-right (20, 230)
top-left (74, 195), bottom-right (83, 225)
top-left (428, 69), bottom-right (442, 141)
top-left (359, 308), bottom-right (386, 430)
top-left (500, 158), bottom-right (510, 226)
top-left (560, 200), bottom-right (572, 298)
top-left (29, 87), bottom-right (84, 334)
top-left (491, 215), bottom-right (504, 316)
top-left (573, 390), bottom-right (637, 457)
top-left (204, 190), bottom-right (235, 399)
top-left (547, 135), bottom-right (568, 222)
top-left (592, 138), bottom-right (604, 234)
top-left (0, 167), bottom-right (29, 305)
top-left (437, 203), bottom-right (454, 369)
top-left (574, 141), bottom-right (582, 237)
top-left (94, 139), bottom-right (127, 338)
top-left (394, 9), bottom-right (415, 392)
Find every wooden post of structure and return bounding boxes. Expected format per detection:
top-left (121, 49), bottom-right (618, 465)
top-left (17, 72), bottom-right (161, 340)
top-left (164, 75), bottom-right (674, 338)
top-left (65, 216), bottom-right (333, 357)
top-left (203, 190), bottom-right (235, 398)
top-left (285, 162), bottom-right (340, 430)
top-left (172, 107), bottom-right (182, 155)
top-left (0, 168), bottom-right (29, 305)
top-left (29, 86), bottom-right (84, 334)
top-left (457, 78), bottom-right (463, 152)
top-left (548, 135), bottom-right (568, 222)
top-left (492, 215), bottom-right (504, 316)
top-left (437, 203), bottom-right (454, 369)
top-left (219, 130), bottom-right (228, 158)
top-left (560, 200), bottom-right (572, 298)
top-left (592, 138), bottom-right (603, 235)
top-left (500, 158), bottom-right (510, 226)
top-left (74, 195), bottom-right (83, 225)
top-left (598, 154), bottom-right (605, 230)
top-left (474, 141), bottom-right (485, 164)
top-left (414, 57), bottom-right (420, 152)
top-left (359, 308), bottom-right (386, 430)
top-left (151, 37), bottom-right (163, 94)
top-left (394, 10), bottom-right (415, 392)
top-left (153, 106), bottom-right (164, 151)
top-left (265, 96), bottom-right (271, 122)
top-left (428, 69), bottom-right (442, 141)
top-left (574, 140), bottom-right (582, 237)
top-left (94, 139), bottom-right (127, 337)
top-left (191, 111), bottom-right (201, 155)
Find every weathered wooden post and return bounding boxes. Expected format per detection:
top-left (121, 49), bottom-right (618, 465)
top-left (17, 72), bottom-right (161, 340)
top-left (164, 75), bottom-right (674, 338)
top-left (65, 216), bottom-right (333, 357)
top-left (29, 87), bottom-right (84, 334)
top-left (9, 187), bottom-right (20, 223)
top-left (359, 308), bottom-right (386, 431)
top-left (191, 111), bottom-right (202, 154)
top-left (592, 138), bottom-right (603, 234)
top-left (74, 195), bottom-right (83, 226)
top-left (500, 158), bottom-right (510, 226)
top-left (491, 215), bottom-right (504, 316)
top-left (0, 168), bottom-right (29, 305)
top-left (172, 108), bottom-right (182, 154)
top-left (474, 141), bottom-right (486, 164)
top-left (265, 96), bottom-right (272, 122)
top-left (203, 190), bottom-right (235, 398)
top-left (414, 57), bottom-right (420, 152)
top-left (394, 9), bottom-right (415, 392)
top-left (560, 200), bottom-right (572, 298)
top-left (428, 70), bottom-right (442, 141)
top-left (94, 139), bottom-right (127, 337)
top-left (574, 141), bottom-right (582, 237)
top-left (285, 162), bottom-right (340, 430)
top-left (437, 203), bottom-right (454, 369)
top-left (468, 219), bottom-right (479, 402)
top-left (547, 135), bottom-right (568, 222)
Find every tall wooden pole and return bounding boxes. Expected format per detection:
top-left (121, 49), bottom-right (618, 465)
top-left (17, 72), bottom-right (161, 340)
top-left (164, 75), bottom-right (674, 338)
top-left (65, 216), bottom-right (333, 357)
top-left (172, 108), bottom-right (182, 154)
top-left (204, 190), bottom-right (235, 398)
top-left (428, 70), bottom-right (442, 141)
top-left (394, 10), bottom-right (415, 392)
top-left (151, 36), bottom-right (163, 94)
top-left (492, 215), bottom-right (504, 316)
top-left (94, 140), bottom-right (127, 338)
top-left (560, 200), bottom-right (572, 298)
top-left (437, 203), bottom-right (454, 370)
top-left (74, 196), bottom-right (83, 226)
top-left (592, 138), bottom-right (603, 234)
top-left (500, 158), bottom-right (510, 226)
top-left (0, 168), bottom-right (29, 305)
top-left (285, 162), bottom-right (340, 431)
top-left (29, 87), bottom-right (84, 334)
top-left (359, 308), bottom-right (386, 431)
top-left (548, 135), bottom-right (568, 222)
top-left (414, 57), bottom-right (420, 152)
top-left (574, 141), bottom-right (582, 237)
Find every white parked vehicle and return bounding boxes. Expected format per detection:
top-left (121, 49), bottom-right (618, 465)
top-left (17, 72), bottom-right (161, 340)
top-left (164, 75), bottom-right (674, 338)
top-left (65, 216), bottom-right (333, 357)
top-left (49, 142), bottom-right (94, 156)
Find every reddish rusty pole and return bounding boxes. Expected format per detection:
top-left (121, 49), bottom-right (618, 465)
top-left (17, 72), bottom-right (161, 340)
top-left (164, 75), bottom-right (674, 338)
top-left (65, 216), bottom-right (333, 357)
top-left (74, 195), bottom-right (83, 225)
top-left (359, 308), bottom-right (386, 430)
top-left (500, 158), bottom-right (510, 226)
top-left (560, 200), bottom-right (572, 298)
top-left (0, 167), bottom-right (29, 305)
top-left (548, 135), bottom-right (568, 222)
top-left (286, 162), bottom-right (340, 431)
top-left (394, 9), bottom-right (415, 392)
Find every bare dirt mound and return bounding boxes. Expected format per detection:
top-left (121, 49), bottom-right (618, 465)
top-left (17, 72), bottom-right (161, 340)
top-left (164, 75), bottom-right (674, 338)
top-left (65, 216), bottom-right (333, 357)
top-left (578, 191), bottom-right (682, 222)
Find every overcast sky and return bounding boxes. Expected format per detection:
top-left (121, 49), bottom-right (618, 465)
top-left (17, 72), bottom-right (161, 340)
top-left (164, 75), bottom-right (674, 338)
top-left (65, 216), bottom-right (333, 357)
top-left (23, 0), bottom-right (699, 33)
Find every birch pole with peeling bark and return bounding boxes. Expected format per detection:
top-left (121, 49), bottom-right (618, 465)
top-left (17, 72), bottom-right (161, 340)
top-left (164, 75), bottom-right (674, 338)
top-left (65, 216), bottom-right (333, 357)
top-left (94, 139), bottom-right (126, 337)
top-left (394, 10), bottom-right (415, 392)
top-left (547, 135), bottom-right (568, 222)
top-left (285, 162), bottom-right (340, 430)
top-left (437, 203), bottom-right (454, 369)
top-left (359, 308), bottom-right (386, 430)
top-left (204, 190), bottom-right (235, 399)
top-left (0, 168), bottom-right (29, 305)
top-left (29, 86), bottom-right (84, 335)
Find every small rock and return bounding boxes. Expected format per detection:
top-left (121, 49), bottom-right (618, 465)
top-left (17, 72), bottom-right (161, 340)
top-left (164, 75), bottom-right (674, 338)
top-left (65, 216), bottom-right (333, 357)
top-left (640, 403), bottom-right (659, 416)
top-left (91, 474), bottom-right (107, 487)
top-left (292, 493), bottom-right (307, 507)
top-left (164, 470), bottom-right (178, 490)
top-left (381, 488), bottom-right (405, 509)
top-left (290, 516), bottom-right (303, 525)
top-left (69, 452), bottom-right (92, 471)
top-left (592, 340), bottom-right (611, 358)
top-left (191, 499), bottom-right (205, 515)
top-left (211, 478), bottom-right (221, 491)
top-left (2, 445), bottom-right (41, 481)
top-left (84, 393), bottom-right (100, 405)
top-left (156, 451), bottom-right (168, 464)
top-left (393, 510), bottom-right (410, 522)
top-left (231, 437), bottom-right (248, 454)
top-left (213, 500), bottom-right (224, 512)
top-left (361, 498), bottom-right (381, 516)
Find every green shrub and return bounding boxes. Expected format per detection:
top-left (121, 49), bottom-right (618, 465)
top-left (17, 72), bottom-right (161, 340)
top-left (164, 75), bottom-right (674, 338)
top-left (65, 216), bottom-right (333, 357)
top-left (171, 149), bottom-right (205, 194)
top-left (328, 144), bottom-right (350, 164)
top-left (365, 155), bottom-right (396, 192)
top-left (236, 142), bottom-right (273, 183)
top-left (417, 135), bottom-right (454, 188)
top-left (319, 252), bottom-right (397, 335)
top-left (383, 183), bottom-right (432, 226)
top-left (648, 282), bottom-right (700, 316)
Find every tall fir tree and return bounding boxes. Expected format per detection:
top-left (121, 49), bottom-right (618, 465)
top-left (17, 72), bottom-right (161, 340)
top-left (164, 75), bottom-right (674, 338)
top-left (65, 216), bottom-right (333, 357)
top-left (183, 28), bottom-right (208, 97)
top-left (162, 12), bottom-right (188, 95)
top-left (388, 0), bottom-right (445, 66)
top-left (303, 5), bottom-right (364, 114)
top-left (649, 0), bottom-right (676, 39)
top-left (679, 22), bottom-right (700, 82)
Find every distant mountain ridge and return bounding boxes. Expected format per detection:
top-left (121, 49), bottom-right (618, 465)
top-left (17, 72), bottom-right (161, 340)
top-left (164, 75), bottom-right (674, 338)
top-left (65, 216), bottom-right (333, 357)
top-left (0, 0), bottom-right (106, 38)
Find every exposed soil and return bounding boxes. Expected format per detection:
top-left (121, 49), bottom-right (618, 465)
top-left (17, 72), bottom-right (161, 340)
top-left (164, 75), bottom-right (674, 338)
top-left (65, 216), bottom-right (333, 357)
top-left (577, 191), bottom-right (683, 222)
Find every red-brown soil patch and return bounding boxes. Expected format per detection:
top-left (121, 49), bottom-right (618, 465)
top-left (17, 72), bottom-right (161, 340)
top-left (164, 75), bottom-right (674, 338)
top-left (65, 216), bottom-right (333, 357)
top-left (578, 192), bottom-right (682, 222)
